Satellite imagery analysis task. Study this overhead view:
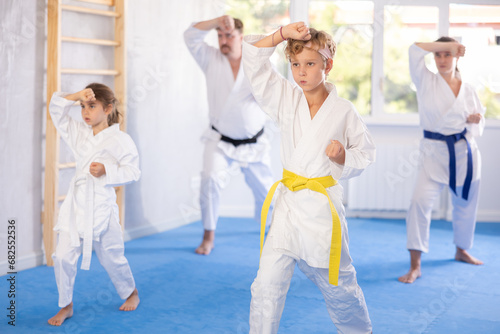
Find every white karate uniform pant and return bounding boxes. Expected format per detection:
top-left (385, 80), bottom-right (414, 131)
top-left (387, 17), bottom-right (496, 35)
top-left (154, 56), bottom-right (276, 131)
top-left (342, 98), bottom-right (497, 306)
top-left (200, 138), bottom-right (274, 231)
top-left (249, 237), bottom-right (372, 334)
top-left (52, 214), bottom-right (136, 307)
top-left (406, 166), bottom-right (481, 253)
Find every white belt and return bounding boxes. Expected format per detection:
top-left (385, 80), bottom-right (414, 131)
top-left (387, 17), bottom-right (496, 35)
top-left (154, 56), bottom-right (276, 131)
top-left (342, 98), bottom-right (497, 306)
top-left (67, 173), bottom-right (95, 270)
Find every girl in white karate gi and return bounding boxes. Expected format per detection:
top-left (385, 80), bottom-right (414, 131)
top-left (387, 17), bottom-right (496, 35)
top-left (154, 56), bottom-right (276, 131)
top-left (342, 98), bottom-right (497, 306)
top-left (399, 38), bottom-right (485, 284)
top-left (48, 83), bottom-right (141, 326)
top-left (242, 23), bottom-right (373, 333)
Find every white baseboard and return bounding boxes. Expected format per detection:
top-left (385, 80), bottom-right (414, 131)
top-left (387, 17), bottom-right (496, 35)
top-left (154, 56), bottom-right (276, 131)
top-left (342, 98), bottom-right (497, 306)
top-left (219, 205), bottom-right (254, 218)
top-left (346, 210), bottom-right (444, 220)
top-left (476, 210), bottom-right (500, 223)
top-left (347, 209), bottom-right (500, 223)
top-left (122, 214), bottom-right (200, 242)
top-left (0, 250), bottom-right (44, 276)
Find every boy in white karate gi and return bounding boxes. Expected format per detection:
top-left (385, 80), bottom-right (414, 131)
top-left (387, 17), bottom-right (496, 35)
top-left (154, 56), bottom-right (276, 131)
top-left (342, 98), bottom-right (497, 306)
top-left (242, 22), bottom-right (374, 333)
top-left (399, 38), bottom-right (485, 284)
top-left (48, 83), bottom-right (141, 326)
top-left (184, 15), bottom-right (274, 255)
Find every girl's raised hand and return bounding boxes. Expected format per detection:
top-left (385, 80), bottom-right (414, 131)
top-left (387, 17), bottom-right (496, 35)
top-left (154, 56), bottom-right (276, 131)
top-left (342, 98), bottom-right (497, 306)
top-left (79, 88), bottom-right (96, 102)
top-left (283, 22), bottom-right (311, 41)
top-left (65, 88), bottom-right (96, 102)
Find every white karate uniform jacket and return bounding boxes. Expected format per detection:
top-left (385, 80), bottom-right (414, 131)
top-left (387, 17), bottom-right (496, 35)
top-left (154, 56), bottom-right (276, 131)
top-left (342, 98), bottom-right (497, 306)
top-left (409, 44), bottom-right (485, 185)
top-left (49, 93), bottom-right (141, 269)
top-left (184, 25), bottom-right (271, 163)
top-left (243, 37), bottom-right (376, 269)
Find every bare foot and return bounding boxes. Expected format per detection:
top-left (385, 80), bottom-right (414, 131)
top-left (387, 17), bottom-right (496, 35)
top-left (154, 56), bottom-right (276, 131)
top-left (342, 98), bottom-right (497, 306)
top-left (455, 247), bottom-right (483, 265)
top-left (119, 288), bottom-right (140, 311)
top-left (195, 230), bottom-right (214, 255)
top-left (398, 249), bottom-right (422, 284)
top-left (48, 302), bottom-right (73, 326)
top-left (398, 268), bottom-right (422, 283)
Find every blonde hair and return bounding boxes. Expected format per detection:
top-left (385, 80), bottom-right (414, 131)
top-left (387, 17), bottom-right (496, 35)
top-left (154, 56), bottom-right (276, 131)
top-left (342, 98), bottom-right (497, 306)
top-left (284, 28), bottom-right (336, 63)
top-left (85, 82), bottom-right (121, 125)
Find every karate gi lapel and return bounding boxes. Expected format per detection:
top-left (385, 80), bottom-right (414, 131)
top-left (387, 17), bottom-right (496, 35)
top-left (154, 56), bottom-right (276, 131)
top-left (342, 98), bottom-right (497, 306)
top-left (219, 60), bottom-right (244, 119)
top-left (436, 74), bottom-right (466, 128)
top-left (289, 85), bottom-right (338, 174)
top-left (79, 124), bottom-right (118, 167)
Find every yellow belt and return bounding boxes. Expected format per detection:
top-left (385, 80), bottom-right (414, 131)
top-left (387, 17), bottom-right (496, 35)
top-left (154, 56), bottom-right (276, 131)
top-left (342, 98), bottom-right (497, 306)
top-left (260, 169), bottom-right (341, 285)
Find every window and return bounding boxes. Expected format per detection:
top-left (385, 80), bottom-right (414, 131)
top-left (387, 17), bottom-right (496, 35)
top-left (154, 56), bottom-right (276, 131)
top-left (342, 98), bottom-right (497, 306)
top-left (227, 0), bottom-right (500, 120)
top-left (309, 1), bottom-right (374, 116)
top-left (226, 0), bottom-right (291, 76)
top-left (449, 4), bottom-right (500, 119)
top-left (383, 5), bottom-right (438, 114)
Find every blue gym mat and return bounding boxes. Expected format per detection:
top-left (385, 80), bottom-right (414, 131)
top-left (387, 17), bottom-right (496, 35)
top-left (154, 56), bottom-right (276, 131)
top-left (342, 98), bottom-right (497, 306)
top-left (1, 217), bottom-right (499, 333)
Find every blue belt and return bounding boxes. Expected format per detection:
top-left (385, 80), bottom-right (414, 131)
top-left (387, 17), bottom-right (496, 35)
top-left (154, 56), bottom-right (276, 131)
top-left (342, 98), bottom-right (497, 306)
top-left (423, 128), bottom-right (472, 200)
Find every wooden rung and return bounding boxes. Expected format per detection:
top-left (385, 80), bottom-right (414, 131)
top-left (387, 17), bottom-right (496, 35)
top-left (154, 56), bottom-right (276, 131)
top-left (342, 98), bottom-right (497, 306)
top-left (61, 68), bottom-right (119, 76)
top-left (62, 36), bottom-right (120, 46)
top-left (75, 0), bottom-right (115, 6)
top-left (58, 195), bottom-right (66, 202)
top-left (61, 4), bottom-right (120, 17)
top-left (58, 162), bottom-right (76, 169)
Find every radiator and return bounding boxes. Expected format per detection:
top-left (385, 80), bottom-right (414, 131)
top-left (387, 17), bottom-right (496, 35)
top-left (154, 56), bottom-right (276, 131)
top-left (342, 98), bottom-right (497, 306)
top-left (347, 143), bottom-right (421, 211)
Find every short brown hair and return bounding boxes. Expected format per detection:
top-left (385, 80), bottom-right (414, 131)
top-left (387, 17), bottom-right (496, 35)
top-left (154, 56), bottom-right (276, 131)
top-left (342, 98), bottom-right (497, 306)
top-left (435, 36), bottom-right (458, 43)
top-left (85, 82), bottom-right (121, 125)
top-left (284, 28), bottom-right (336, 63)
top-left (217, 17), bottom-right (243, 33)
top-left (233, 18), bottom-right (243, 33)
top-left (434, 36), bottom-right (460, 72)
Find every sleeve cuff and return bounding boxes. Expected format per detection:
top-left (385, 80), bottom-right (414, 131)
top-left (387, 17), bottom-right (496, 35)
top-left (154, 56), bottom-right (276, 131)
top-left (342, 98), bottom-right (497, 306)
top-left (243, 35), bottom-right (276, 56)
top-left (51, 92), bottom-right (77, 107)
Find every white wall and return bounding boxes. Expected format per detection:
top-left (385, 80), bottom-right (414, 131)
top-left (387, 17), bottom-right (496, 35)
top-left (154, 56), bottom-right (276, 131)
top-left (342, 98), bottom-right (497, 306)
top-left (122, 0), bottom-right (223, 239)
top-left (472, 125), bottom-right (500, 221)
top-left (0, 0), bottom-right (499, 276)
top-left (0, 0), bottom-right (46, 275)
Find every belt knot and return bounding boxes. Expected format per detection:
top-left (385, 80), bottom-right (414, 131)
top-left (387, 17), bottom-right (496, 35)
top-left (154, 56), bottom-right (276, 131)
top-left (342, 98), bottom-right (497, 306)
top-left (260, 169), bottom-right (341, 285)
top-left (287, 175), bottom-right (309, 191)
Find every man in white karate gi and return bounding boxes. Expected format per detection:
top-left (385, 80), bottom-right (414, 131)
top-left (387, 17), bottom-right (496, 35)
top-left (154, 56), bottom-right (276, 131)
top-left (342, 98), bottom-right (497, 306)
top-left (184, 15), bottom-right (274, 255)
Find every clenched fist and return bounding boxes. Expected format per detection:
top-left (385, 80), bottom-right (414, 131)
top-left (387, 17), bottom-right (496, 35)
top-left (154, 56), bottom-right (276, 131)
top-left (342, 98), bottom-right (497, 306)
top-left (466, 113), bottom-right (482, 124)
top-left (325, 140), bottom-right (345, 165)
top-left (218, 15), bottom-right (234, 33)
top-left (89, 162), bottom-right (106, 178)
top-left (282, 22), bottom-right (311, 41)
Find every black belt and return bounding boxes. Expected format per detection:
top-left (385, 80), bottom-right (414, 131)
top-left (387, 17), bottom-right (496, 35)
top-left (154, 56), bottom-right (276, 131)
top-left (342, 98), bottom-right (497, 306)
top-left (211, 125), bottom-right (264, 147)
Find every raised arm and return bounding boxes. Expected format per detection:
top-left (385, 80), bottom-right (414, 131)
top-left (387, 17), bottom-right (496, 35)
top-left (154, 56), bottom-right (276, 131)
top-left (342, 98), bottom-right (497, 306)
top-left (415, 42), bottom-right (465, 57)
top-left (49, 89), bottom-right (96, 152)
top-left (194, 15), bottom-right (234, 33)
top-left (64, 88), bottom-right (96, 103)
top-left (184, 16), bottom-right (235, 71)
top-left (252, 22), bottom-right (311, 48)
